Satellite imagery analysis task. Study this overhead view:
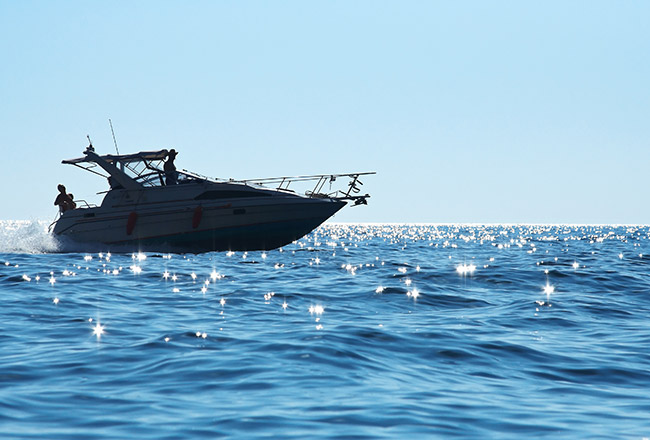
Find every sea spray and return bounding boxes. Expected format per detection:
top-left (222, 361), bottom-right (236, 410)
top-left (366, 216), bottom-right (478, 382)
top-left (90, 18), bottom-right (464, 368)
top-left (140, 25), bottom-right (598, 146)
top-left (0, 220), bottom-right (61, 253)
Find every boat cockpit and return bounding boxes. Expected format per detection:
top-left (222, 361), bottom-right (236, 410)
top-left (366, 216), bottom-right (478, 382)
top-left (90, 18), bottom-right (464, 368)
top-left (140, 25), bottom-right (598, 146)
top-left (63, 148), bottom-right (202, 189)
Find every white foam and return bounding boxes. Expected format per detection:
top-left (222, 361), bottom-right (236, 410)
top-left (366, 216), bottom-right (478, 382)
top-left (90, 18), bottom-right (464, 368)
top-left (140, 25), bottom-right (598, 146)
top-left (0, 220), bottom-right (61, 253)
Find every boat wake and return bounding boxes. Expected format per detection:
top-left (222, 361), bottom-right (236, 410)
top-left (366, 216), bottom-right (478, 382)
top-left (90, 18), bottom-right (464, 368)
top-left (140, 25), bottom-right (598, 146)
top-left (0, 220), bottom-right (203, 255)
top-left (0, 220), bottom-right (62, 254)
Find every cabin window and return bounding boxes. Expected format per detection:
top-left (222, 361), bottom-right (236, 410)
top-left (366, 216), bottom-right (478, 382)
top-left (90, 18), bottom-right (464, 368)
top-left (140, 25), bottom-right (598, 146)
top-left (194, 190), bottom-right (270, 200)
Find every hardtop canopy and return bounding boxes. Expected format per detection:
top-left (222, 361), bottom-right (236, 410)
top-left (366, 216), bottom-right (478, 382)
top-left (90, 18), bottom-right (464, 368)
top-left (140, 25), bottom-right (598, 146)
top-left (62, 149), bottom-right (170, 165)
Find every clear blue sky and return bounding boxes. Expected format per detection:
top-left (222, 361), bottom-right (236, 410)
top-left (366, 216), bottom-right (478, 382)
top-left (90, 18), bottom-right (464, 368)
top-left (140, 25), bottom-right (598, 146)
top-left (2, 1), bottom-right (649, 223)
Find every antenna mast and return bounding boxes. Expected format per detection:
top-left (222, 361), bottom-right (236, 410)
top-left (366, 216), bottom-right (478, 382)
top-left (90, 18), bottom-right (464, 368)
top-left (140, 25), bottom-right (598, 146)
top-left (109, 119), bottom-right (120, 155)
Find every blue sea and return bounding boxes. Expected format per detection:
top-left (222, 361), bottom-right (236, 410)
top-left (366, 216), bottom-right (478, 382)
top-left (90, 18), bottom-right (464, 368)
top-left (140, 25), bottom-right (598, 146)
top-left (1, 221), bottom-right (649, 439)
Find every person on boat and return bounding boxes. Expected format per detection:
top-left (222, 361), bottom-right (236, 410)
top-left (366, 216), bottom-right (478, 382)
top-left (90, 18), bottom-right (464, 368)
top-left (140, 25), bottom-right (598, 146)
top-left (54, 184), bottom-right (74, 213)
top-left (164, 149), bottom-right (178, 185)
top-left (67, 194), bottom-right (77, 210)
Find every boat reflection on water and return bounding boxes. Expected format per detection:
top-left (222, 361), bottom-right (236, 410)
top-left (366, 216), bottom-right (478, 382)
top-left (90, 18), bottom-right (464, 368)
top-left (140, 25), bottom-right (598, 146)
top-left (51, 144), bottom-right (374, 252)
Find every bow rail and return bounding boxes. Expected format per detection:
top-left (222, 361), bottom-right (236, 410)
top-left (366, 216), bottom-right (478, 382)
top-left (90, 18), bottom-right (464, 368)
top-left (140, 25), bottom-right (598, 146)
top-left (197, 171), bottom-right (376, 205)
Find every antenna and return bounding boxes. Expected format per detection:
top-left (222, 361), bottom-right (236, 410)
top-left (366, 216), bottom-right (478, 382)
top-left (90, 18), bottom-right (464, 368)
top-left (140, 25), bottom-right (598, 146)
top-left (109, 119), bottom-right (119, 155)
top-left (85, 135), bottom-right (94, 152)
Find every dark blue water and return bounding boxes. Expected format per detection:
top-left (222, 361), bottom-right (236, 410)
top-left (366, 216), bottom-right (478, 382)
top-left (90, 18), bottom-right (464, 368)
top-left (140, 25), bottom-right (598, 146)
top-left (1, 222), bottom-right (649, 439)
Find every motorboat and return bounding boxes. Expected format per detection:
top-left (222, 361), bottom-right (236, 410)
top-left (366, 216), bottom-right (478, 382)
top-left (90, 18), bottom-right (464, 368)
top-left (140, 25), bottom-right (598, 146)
top-left (51, 144), bottom-right (373, 252)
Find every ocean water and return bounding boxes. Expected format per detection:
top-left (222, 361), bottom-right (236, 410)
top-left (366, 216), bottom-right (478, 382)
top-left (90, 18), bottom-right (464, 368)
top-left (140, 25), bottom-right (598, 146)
top-left (1, 221), bottom-right (650, 439)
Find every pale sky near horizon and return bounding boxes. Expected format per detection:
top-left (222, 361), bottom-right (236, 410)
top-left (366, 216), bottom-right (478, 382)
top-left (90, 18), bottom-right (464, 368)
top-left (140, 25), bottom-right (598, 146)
top-left (2, 1), bottom-right (649, 224)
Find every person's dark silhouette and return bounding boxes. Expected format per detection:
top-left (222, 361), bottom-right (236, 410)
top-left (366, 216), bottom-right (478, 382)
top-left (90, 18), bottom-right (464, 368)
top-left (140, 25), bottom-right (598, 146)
top-left (54, 184), bottom-right (74, 213)
top-left (164, 149), bottom-right (178, 185)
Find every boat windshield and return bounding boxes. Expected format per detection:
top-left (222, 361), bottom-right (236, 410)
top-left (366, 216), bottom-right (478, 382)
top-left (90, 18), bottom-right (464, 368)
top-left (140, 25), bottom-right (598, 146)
top-left (123, 159), bottom-right (206, 187)
top-left (132, 169), bottom-right (199, 187)
top-left (64, 149), bottom-right (203, 188)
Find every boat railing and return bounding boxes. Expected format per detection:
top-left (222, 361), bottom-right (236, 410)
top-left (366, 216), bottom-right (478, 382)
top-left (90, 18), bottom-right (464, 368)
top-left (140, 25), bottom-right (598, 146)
top-left (48, 212), bottom-right (61, 233)
top-left (229, 172), bottom-right (375, 204)
top-left (48, 200), bottom-right (98, 233)
top-left (74, 199), bottom-right (97, 209)
top-left (179, 170), bottom-right (375, 204)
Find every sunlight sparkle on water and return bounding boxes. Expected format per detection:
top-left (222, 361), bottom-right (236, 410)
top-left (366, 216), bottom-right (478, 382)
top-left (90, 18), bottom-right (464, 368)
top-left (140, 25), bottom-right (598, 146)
top-left (132, 253), bottom-right (147, 261)
top-left (92, 321), bottom-right (105, 339)
top-left (343, 264), bottom-right (357, 275)
top-left (456, 263), bottom-right (476, 275)
top-left (407, 288), bottom-right (420, 300)
top-left (130, 265), bottom-right (142, 275)
top-left (542, 283), bottom-right (555, 304)
top-left (309, 305), bottom-right (324, 315)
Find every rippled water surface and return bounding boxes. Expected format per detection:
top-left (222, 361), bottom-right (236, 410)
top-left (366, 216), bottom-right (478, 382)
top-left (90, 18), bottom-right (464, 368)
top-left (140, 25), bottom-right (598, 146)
top-left (1, 222), bottom-right (650, 439)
